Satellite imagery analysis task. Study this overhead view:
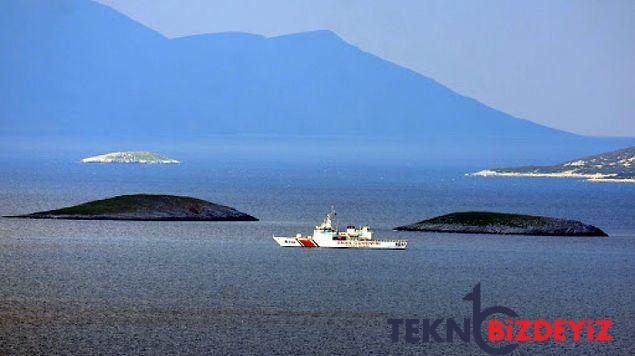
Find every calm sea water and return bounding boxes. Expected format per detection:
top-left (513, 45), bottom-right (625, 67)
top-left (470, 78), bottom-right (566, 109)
top-left (1, 156), bottom-right (634, 355)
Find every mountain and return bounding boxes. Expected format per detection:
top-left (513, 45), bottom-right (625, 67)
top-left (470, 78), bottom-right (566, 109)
top-left (471, 146), bottom-right (635, 182)
top-left (1, 0), bottom-right (633, 163)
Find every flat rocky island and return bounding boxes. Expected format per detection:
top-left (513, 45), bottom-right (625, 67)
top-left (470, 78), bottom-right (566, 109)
top-left (81, 151), bottom-right (180, 164)
top-left (395, 212), bottom-right (607, 236)
top-left (6, 194), bottom-right (258, 221)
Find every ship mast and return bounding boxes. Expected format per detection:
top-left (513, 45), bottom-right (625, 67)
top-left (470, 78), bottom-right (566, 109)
top-left (317, 206), bottom-right (336, 230)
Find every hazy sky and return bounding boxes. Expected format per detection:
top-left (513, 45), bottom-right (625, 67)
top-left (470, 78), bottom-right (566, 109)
top-left (97, 0), bottom-right (634, 137)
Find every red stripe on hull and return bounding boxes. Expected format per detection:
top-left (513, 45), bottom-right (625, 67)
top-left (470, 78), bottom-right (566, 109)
top-left (298, 239), bottom-right (317, 247)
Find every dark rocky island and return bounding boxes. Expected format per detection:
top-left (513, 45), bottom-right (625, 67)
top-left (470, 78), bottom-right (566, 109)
top-left (395, 212), bottom-right (607, 236)
top-left (6, 194), bottom-right (258, 221)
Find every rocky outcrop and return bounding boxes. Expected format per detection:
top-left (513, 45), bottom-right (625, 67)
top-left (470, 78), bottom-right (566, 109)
top-left (395, 212), bottom-right (607, 236)
top-left (6, 194), bottom-right (258, 221)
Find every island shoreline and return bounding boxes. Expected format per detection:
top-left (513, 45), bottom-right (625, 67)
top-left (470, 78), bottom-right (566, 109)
top-left (469, 170), bottom-right (635, 183)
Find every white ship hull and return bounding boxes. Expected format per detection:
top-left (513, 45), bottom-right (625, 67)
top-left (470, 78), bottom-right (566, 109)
top-left (273, 236), bottom-right (407, 250)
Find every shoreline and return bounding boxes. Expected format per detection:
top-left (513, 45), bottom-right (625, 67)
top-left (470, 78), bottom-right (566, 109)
top-left (469, 170), bottom-right (635, 183)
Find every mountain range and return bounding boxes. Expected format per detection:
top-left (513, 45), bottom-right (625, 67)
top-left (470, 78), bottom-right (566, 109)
top-left (1, 0), bottom-right (633, 163)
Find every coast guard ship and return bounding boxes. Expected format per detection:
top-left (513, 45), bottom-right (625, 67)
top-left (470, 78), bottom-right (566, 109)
top-left (273, 207), bottom-right (407, 249)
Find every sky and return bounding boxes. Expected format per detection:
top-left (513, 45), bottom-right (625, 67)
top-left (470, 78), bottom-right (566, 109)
top-left (96, 0), bottom-right (635, 137)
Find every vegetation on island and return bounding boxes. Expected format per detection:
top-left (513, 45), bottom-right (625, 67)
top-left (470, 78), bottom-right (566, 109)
top-left (7, 194), bottom-right (258, 221)
top-left (395, 211), bottom-right (607, 236)
top-left (472, 146), bottom-right (634, 182)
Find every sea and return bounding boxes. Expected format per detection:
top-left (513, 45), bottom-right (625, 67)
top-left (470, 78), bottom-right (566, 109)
top-left (1, 151), bottom-right (634, 355)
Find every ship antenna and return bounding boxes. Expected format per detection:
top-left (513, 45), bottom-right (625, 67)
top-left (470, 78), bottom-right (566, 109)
top-left (330, 205), bottom-right (336, 230)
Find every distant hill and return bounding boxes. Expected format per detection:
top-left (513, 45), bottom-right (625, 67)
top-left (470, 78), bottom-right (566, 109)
top-left (471, 146), bottom-right (635, 182)
top-left (1, 0), bottom-right (633, 163)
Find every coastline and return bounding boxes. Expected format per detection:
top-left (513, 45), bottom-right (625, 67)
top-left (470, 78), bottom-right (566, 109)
top-left (469, 170), bottom-right (635, 183)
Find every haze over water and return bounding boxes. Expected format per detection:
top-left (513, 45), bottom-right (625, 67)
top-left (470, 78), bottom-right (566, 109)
top-left (1, 152), bottom-right (634, 354)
